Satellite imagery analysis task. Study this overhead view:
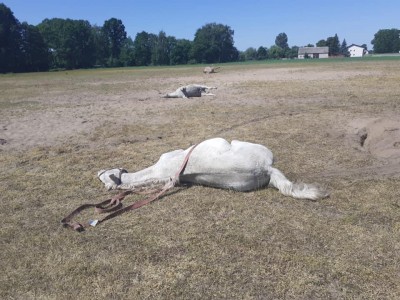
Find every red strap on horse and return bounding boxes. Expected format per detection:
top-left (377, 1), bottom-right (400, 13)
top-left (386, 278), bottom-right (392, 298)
top-left (61, 143), bottom-right (198, 232)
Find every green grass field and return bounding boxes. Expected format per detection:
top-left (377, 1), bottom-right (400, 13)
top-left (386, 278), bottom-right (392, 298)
top-left (1, 58), bottom-right (400, 299)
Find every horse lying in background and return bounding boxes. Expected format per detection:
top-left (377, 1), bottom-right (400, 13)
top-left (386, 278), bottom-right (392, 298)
top-left (162, 84), bottom-right (217, 98)
top-left (203, 66), bottom-right (220, 74)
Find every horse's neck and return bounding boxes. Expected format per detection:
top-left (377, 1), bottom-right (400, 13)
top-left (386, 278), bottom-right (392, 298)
top-left (167, 93), bottom-right (176, 98)
top-left (168, 87), bottom-right (186, 98)
top-left (119, 166), bottom-right (166, 188)
top-left (119, 151), bottom-right (186, 189)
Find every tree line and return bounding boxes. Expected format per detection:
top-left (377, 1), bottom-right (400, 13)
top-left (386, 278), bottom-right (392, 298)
top-left (0, 3), bottom-right (238, 72)
top-left (1, 3), bottom-right (399, 73)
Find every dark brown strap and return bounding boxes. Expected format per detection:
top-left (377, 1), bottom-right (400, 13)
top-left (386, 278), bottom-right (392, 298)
top-left (61, 143), bottom-right (198, 232)
top-left (97, 182), bottom-right (173, 224)
top-left (174, 144), bottom-right (197, 181)
top-left (61, 190), bottom-right (133, 231)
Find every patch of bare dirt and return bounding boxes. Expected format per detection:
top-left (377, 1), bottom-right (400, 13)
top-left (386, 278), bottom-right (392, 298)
top-left (349, 117), bottom-right (400, 162)
top-left (320, 116), bottom-right (400, 179)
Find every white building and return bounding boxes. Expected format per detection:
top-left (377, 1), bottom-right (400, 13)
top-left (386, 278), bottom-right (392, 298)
top-left (347, 44), bottom-right (368, 57)
top-left (298, 47), bottom-right (329, 59)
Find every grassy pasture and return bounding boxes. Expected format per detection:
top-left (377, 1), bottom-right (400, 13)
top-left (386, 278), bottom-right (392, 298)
top-left (1, 58), bottom-right (400, 299)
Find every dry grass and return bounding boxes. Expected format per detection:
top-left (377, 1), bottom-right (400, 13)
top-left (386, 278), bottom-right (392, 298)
top-left (1, 59), bottom-right (400, 299)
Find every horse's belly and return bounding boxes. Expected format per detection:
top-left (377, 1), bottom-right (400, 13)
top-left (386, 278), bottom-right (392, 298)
top-left (180, 172), bottom-right (270, 191)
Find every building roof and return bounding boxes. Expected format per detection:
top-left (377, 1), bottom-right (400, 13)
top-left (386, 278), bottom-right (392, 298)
top-left (298, 47), bottom-right (329, 55)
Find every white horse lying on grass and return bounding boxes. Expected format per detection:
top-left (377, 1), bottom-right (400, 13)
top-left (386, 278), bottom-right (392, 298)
top-left (98, 138), bottom-right (328, 200)
top-left (162, 84), bottom-right (217, 98)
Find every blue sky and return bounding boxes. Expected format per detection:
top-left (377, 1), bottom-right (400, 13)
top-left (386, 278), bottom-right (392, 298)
top-left (4, 0), bottom-right (399, 50)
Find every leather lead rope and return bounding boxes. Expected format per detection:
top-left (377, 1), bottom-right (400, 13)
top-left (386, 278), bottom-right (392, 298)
top-left (61, 143), bottom-right (198, 232)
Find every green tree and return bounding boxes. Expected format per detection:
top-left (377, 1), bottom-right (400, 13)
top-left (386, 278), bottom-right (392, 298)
top-left (192, 23), bottom-right (238, 63)
top-left (151, 31), bottom-right (170, 65)
top-left (0, 3), bottom-right (21, 72)
top-left (275, 32), bottom-right (289, 50)
top-left (326, 34), bottom-right (340, 56)
top-left (38, 18), bottom-right (96, 69)
top-left (268, 45), bottom-right (283, 59)
top-left (0, 4), bottom-right (50, 72)
top-left (316, 40), bottom-right (327, 47)
top-left (371, 29), bottom-right (400, 53)
top-left (19, 22), bottom-right (49, 71)
top-left (70, 20), bottom-right (96, 68)
top-left (102, 18), bottom-right (127, 65)
top-left (170, 38), bottom-right (192, 65)
top-left (238, 51), bottom-right (246, 61)
top-left (92, 25), bottom-right (109, 66)
top-left (256, 46), bottom-right (268, 60)
top-left (340, 38), bottom-right (349, 57)
top-left (133, 31), bottom-right (152, 66)
top-left (38, 18), bottom-right (67, 68)
top-left (119, 37), bottom-right (135, 66)
top-left (287, 46), bottom-right (299, 59)
top-left (244, 47), bottom-right (257, 60)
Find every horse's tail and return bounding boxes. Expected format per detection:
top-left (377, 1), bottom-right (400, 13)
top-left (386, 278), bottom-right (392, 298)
top-left (268, 167), bottom-right (329, 200)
